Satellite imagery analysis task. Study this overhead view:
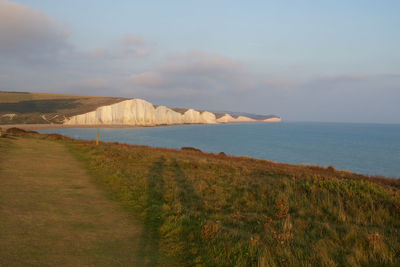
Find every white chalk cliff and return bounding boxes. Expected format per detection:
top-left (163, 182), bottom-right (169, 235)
top-left (216, 114), bottom-right (257, 123)
top-left (64, 98), bottom-right (281, 126)
top-left (263, 117), bottom-right (282, 122)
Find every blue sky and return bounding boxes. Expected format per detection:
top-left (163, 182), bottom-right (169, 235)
top-left (1, 0), bottom-right (399, 123)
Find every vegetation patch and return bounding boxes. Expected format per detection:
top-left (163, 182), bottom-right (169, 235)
top-left (181, 146), bottom-right (203, 152)
top-left (8, 131), bottom-right (400, 266)
top-left (44, 134), bottom-right (397, 266)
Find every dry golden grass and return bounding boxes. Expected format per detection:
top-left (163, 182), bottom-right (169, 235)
top-left (3, 131), bottom-right (400, 266)
top-left (55, 136), bottom-right (399, 266)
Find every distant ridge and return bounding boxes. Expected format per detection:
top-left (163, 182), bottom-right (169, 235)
top-left (0, 91), bottom-right (126, 124)
top-left (209, 110), bottom-right (281, 120)
top-left (0, 91), bottom-right (281, 125)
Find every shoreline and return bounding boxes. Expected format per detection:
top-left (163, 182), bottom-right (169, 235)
top-left (2, 124), bottom-right (397, 179)
top-left (4, 129), bottom-right (399, 182)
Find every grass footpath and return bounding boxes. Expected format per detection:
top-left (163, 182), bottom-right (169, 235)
top-left (0, 136), bottom-right (167, 266)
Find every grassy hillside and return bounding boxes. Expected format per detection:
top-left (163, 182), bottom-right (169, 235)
top-left (0, 91), bottom-right (126, 124)
top-left (6, 130), bottom-right (399, 266)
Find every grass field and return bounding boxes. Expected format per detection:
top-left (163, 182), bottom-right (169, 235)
top-left (1, 130), bottom-right (399, 266)
top-left (0, 91), bottom-right (98, 103)
top-left (0, 91), bottom-right (126, 124)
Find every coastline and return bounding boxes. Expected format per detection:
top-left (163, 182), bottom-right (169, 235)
top-left (3, 128), bottom-right (398, 182)
top-left (10, 122), bottom-right (398, 179)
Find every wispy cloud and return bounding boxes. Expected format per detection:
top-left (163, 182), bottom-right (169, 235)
top-left (128, 51), bottom-right (245, 92)
top-left (120, 34), bottom-right (149, 46)
top-left (128, 72), bottom-right (167, 87)
top-left (89, 34), bottom-right (152, 59)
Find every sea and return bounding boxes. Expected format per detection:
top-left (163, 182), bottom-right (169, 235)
top-left (39, 122), bottom-right (400, 178)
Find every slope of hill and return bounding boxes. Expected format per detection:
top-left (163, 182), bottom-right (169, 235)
top-left (4, 130), bottom-right (398, 266)
top-left (0, 91), bottom-right (126, 124)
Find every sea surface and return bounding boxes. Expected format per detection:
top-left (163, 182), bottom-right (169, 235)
top-left (39, 122), bottom-right (400, 178)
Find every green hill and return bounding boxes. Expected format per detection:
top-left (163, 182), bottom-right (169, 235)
top-left (3, 129), bottom-right (398, 266)
top-left (0, 91), bottom-right (126, 124)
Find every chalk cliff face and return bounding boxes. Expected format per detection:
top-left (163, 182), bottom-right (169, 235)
top-left (216, 114), bottom-right (260, 123)
top-left (216, 114), bottom-right (235, 123)
top-left (64, 99), bottom-right (217, 126)
top-left (235, 116), bottom-right (256, 122)
top-left (64, 98), bottom-right (281, 126)
top-left (263, 117), bottom-right (282, 122)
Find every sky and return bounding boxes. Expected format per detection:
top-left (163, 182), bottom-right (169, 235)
top-left (0, 0), bottom-right (399, 123)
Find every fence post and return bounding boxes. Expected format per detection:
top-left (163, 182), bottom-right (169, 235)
top-left (96, 129), bottom-right (99, 145)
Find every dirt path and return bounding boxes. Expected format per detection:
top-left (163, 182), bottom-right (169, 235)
top-left (0, 137), bottom-right (158, 266)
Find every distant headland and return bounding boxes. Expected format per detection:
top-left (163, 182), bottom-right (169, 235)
top-left (0, 91), bottom-right (281, 127)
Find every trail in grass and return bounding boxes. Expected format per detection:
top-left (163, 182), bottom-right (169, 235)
top-left (0, 137), bottom-right (159, 266)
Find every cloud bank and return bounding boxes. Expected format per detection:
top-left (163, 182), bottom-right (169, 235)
top-left (0, 0), bottom-right (70, 63)
top-left (0, 0), bottom-right (399, 123)
top-left (128, 51), bottom-right (245, 92)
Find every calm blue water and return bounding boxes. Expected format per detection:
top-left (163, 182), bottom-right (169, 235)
top-left (39, 122), bottom-right (400, 178)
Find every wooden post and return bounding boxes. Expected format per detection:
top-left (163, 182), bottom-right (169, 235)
top-left (96, 129), bottom-right (99, 145)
